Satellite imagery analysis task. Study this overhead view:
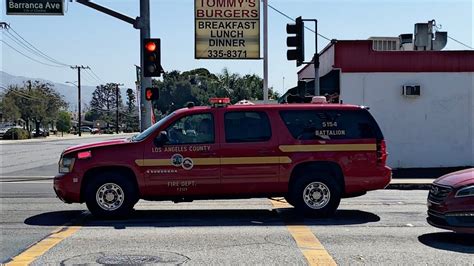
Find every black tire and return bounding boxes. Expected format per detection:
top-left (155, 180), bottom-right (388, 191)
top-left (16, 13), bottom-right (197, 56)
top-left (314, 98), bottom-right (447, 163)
top-left (85, 171), bottom-right (138, 219)
top-left (284, 195), bottom-right (296, 207)
top-left (290, 174), bottom-right (341, 217)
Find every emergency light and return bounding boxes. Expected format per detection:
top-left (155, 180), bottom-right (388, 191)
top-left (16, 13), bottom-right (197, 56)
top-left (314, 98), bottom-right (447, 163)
top-left (210, 98), bottom-right (230, 107)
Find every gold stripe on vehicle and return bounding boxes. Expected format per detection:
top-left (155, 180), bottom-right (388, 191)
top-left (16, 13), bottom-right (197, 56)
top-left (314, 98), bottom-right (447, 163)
top-left (135, 156), bottom-right (292, 167)
top-left (279, 144), bottom-right (376, 153)
top-left (221, 156), bottom-right (292, 165)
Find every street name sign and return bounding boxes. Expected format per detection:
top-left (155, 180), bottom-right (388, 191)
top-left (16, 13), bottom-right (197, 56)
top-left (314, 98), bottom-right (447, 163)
top-left (195, 0), bottom-right (260, 59)
top-left (6, 0), bottom-right (64, 15)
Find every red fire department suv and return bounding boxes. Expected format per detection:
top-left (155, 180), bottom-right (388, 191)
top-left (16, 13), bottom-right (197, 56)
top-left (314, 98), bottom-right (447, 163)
top-left (54, 99), bottom-right (391, 218)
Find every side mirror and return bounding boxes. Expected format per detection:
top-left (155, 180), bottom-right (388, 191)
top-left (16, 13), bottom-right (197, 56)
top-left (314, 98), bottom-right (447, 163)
top-left (154, 131), bottom-right (168, 147)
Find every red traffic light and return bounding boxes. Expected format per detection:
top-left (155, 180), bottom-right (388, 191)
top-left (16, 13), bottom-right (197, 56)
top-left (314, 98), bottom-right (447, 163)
top-left (145, 87), bottom-right (159, 101)
top-left (143, 38), bottom-right (162, 77)
top-left (145, 41), bottom-right (157, 52)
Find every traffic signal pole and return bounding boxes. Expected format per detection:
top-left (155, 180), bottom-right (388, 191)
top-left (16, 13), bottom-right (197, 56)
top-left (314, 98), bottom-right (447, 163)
top-left (139, 0), bottom-right (152, 131)
top-left (286, 18), bottom-right (320, 96)
top-left (304, 19), bottom-right (320, 96)
top-left (76, 0), bottom-right (153, 131)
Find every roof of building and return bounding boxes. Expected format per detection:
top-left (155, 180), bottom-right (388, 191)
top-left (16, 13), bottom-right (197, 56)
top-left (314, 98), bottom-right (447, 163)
top-left (298, 40), bottom-right (474, 74)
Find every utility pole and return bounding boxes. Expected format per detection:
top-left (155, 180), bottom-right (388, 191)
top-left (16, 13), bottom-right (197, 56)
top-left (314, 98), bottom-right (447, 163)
top-left (111, 83), bottom-right (124, 134)
top-left (70, 65), bottom-right (90, 137)
top-left (263, 0), bottom-right (269, 103)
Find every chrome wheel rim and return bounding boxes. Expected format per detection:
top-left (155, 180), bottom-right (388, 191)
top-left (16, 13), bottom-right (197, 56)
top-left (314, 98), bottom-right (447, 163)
top-left (303, 182), bottom-right (331, 209)
top-left (96, 183), bottom-right (124, 211)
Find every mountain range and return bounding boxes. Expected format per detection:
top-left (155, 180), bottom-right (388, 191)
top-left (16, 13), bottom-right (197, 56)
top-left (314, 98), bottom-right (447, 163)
top-left (0, 71), bottom-right (98, 110)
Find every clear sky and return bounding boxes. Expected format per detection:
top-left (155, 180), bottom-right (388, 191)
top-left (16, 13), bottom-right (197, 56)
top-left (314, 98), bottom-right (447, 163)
top-left (1, 0), bottom-right (473, 95)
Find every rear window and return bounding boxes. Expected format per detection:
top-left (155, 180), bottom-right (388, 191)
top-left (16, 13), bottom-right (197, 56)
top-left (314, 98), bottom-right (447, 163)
top-left (225, 111), bottom-right (272, 143)
top-left (279, 109), bottom-right (383, 140)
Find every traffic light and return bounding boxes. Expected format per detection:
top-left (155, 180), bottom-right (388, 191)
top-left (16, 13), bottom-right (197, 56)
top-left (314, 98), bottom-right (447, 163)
top-left (145, 87), bottom-right (159, 101)
top-left (143, 38), bottom-right (163, 77)
top-left (286, 16), bottom-right (304, 66)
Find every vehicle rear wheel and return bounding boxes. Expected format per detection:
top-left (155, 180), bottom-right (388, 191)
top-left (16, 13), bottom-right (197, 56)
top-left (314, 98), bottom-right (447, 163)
top-left (85, 171), bottom-right (137, 219)
top-left (284, 195), bottom-right (296, 207)
top-left (290, 175), bottom-right (341, 217)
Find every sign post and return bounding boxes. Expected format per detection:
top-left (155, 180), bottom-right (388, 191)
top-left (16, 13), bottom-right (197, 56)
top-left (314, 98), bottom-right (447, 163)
top-left (6, 0), bottom-right (64, 15)
top-left (195, 0), bottom-right (260, 59)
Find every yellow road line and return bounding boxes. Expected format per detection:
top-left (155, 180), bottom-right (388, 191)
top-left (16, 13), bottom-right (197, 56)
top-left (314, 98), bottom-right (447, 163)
top-left (5, 214), bottom-right (85, 265)
top-left (271, 199), bottom-right (337, 266)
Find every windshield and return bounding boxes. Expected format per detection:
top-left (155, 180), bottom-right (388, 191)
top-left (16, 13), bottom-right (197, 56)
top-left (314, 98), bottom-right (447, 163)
top-left (131, 112), bottom-right (176, 142)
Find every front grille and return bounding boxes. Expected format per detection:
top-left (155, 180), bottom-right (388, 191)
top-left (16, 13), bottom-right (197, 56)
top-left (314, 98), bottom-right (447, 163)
top-left (428, 184), bottom-right (452, 204)
top-left (427, 210), bottom-right (449, 226)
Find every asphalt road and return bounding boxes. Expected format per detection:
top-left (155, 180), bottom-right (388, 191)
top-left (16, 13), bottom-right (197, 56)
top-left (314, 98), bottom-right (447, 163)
top-left (1, 136), bottom-right (473, 265)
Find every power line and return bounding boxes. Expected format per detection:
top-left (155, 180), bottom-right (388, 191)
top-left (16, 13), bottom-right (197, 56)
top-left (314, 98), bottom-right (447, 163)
top-left (1, 39), bottom-right (66, 68)
top-left (3, 32), bottom-right (66, 68)
top-left (81, 70), bottom-right (100, 84)
top-left (87, 68), bottom-right (106, 84)
top-left (267, 4), bottom-right (332, 42)
top-left (6, 25), bottom-right (72, 67)
top-left (448, 36), bottom-right (473, 50)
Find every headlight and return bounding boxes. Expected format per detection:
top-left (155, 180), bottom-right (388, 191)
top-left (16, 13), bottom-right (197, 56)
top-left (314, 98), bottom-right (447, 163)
top-left (59, 157), bottom-right (75, 173)
top-left (455, 185), bottom-right (474, 198)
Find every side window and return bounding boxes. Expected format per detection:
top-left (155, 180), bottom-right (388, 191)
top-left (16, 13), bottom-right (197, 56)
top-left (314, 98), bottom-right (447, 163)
top-left (225, 111), bottom-right (271, 143)
top-left (165, 113), bottom-right (214, 144)
top-left (280, 110), bottom-right (379, 140)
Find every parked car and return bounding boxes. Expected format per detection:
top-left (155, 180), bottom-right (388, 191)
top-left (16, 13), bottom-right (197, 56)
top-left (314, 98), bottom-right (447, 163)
top-left (91, 128), bottom-right (100, 134)
top-left (54, 98), bottom-right (391, 218)
top-left (80, 126), bottom-right (92, 133)
top-left (31, 128), bottom-right (49, 137)
top-left (0, 125), bottom-right (21, 138)
top-left (427, 168), bottom-right (474, 234)
top-left (0, 127), bottom-right (10, 138)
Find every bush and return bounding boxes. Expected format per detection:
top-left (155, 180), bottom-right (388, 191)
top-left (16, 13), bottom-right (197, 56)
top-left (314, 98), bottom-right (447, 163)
top-left (3, 128), bottom-right (30, 140)
top-left (104, 129), bottom-right (115, 134)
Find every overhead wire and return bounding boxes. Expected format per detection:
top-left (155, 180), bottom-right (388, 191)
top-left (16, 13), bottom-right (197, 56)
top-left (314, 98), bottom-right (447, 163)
top-left (87, 68), bottom-right (106, 84)
top-left (447, 36), bottom-right (473, 50)
top-left (3, 32), bottom-right (66, 68)
top-left (82, 70), bottom-right (102, 84)
top-left (1, 40), bottom-right (66, 68)
top-left (7, 26), bottom-right (72, 67)
top-left (267, 3), bottom-right (332, 42)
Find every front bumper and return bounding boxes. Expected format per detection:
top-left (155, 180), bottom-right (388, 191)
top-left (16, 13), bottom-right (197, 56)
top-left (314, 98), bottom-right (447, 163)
top-left (54, 173), bottom-right (82, 203)
top-left (427, 208), bottom-right (474, 234)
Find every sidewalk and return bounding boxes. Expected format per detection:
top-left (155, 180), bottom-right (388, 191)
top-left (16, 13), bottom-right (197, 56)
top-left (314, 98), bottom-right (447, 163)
top-left (0, 132), bottom-right (136, 144)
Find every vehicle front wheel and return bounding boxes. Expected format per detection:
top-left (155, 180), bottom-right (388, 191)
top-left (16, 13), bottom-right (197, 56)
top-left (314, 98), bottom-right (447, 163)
top-left (85, 172), bottom-right (137, 219)
top-left (290, 175), bottom-right (341, 217)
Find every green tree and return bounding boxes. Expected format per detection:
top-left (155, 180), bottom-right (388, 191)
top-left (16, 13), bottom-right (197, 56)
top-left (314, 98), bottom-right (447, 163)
top-left (0, 93), bottom-right (21, 122)
top-left (56, 111), bottom-right (72, 136)
top-left (149, 68), bottom-right (278, 115)
top-left (1, 81), bottom-right (67, 133)
top-left (125, 88), bottom-right (139, 131)
top-left (90, 83), bottom-right (123, 128)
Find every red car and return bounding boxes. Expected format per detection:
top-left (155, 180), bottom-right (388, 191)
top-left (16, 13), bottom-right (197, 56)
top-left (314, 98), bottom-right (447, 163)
top-left (427, 168), bottom-right (474, 234)
top-left (54, 99), bottom-right (391, 218)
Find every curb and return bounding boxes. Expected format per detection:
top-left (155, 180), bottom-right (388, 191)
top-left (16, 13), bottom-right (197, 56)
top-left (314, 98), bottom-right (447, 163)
top-left (386, 183), bottom-right (432, 190)
top-left (0, 133), bottom-right (136, 144)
